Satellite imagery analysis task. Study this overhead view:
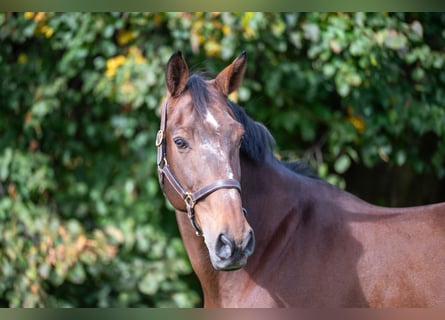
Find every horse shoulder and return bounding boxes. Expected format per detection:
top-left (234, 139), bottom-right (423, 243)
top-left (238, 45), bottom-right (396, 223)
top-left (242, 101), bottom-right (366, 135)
top-left (301, 180), bottom-right (445, 307)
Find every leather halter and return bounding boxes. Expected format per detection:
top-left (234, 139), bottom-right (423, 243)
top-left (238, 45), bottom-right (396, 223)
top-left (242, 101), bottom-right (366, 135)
top-left (156, 100), bottom-right (243, 237)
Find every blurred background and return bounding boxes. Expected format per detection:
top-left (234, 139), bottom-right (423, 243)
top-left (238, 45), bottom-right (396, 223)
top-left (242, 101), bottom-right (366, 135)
top-left (1, 12), bottom-right (444, 307)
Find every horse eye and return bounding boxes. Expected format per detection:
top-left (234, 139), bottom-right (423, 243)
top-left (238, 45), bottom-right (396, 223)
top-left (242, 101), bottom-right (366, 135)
top-left (174, 137), bottom-right (189, 150)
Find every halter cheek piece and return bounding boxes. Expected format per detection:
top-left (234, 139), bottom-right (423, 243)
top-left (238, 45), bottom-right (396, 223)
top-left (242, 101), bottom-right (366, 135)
top-left (156, 100), bottom-right (246, 237)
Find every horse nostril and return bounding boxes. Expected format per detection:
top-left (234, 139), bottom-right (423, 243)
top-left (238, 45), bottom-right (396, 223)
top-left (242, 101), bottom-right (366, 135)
top-left (242, 230), bottom-right (255, 256)
top-left (215, 233), bottom-right (234, 260)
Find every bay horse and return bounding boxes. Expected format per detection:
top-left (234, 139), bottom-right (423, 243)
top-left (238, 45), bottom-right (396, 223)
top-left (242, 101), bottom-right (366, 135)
top-left (156, 51), bottom-right (445, 307)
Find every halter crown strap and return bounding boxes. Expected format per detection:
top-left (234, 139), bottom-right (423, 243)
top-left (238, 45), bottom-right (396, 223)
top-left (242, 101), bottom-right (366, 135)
top-left (156, 100), bottom-right (243, 237)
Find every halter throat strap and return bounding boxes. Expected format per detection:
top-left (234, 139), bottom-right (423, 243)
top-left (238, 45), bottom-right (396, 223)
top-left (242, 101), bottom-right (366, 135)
top-left (156, 100), bottom-right (242, 237)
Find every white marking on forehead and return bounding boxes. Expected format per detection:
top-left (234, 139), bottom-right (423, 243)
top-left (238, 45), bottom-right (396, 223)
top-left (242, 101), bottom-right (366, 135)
top-left (201, 141), bottom-right (235, 179)
top-left (201, 141), bottom-right (224, 158)
top-left (204, 109), bottom-right (219, 129)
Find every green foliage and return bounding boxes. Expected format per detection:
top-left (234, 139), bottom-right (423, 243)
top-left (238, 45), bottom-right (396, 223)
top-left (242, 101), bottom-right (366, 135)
top-left (1, 12), bottom-right (445, 307)
top-left (0, 12), bottom-right (198, 307)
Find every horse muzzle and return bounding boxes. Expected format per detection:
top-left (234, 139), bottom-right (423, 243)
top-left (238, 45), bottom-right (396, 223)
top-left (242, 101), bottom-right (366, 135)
top-left (209, 230), bottom-right (255, 271)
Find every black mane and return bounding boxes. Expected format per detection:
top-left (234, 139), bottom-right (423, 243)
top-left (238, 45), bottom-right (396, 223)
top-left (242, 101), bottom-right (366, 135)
top-left (185, 74), bottom-right (317, 178)
top-left (226, 100), bottom-right (275, 164)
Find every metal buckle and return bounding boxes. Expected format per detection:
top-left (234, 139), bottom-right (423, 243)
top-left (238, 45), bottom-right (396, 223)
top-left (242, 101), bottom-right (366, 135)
top-left (184, 193), bottom-right (195, 210)
top-left (155, 130), bottom-right (164, 147)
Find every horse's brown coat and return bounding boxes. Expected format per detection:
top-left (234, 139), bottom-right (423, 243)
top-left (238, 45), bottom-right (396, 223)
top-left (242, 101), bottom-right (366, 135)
top-left (161, 52), bottom-right (445, 307)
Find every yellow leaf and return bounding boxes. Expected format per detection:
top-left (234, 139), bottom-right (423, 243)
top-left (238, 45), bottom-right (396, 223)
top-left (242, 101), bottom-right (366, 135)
top-left (117, 29), bottom-right (138, 46)
top-left (348, 115), bottom-right (365, 133)
top-left (41, 25), bottom-right (54, 38)
top-left (34, 12), bottom-right (46, 22)
top-left (105, 55), bottom-right (126, 78)
top-left (204, 40), bottom-right (221, 57)
top-left (128, 46), bottom-right (145, 64)
top-left (347, 106), bottom-right (366, 133)
top-left (24, 12), bottom-right (35, 20)
top-left (18, 53), bottom-right (28, 64)
top-left (222, 25), bottom-right (231, 36)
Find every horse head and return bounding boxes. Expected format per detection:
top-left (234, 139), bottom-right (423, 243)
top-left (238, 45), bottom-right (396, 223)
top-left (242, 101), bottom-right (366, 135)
top-left (157, 51), bottom-right (255, 271)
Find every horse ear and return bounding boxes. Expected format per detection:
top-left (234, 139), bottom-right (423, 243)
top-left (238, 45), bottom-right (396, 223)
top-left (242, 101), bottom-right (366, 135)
top-left (215, 51), bottom-right (247, 96)
top-left (165, 51), bottom-right (189, 97)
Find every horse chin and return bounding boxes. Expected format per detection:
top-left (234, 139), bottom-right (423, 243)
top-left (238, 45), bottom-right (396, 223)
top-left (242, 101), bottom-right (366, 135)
top-left (210, 255), bottom-right (248, 272)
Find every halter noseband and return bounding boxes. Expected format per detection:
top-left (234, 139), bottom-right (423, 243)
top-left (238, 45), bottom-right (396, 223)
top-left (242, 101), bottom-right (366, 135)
top-left (156, 100), bottom-right (244, 237)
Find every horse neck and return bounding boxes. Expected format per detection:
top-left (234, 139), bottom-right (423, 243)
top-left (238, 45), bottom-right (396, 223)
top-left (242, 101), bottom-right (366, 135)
top-left (240, 156), bottom-right (311, 246)
top-left (175, 155), bottom-right (313, 306)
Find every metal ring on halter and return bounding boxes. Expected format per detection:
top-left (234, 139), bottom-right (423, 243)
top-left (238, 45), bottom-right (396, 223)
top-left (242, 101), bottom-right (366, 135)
top-left (155, 129), bottom-right (164, 147)
top-left (184, 192), bottom-right (195, 209)
top-left (162, 157), bottom-right (168, 168)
